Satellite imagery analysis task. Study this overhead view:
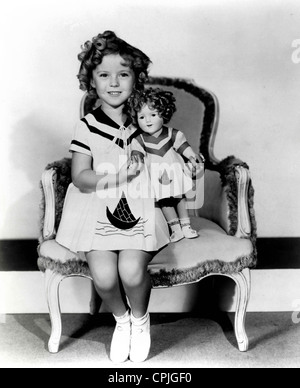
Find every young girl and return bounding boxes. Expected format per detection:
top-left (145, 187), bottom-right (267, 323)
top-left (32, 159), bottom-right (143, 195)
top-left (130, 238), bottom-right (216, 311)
top-left (129, 88), bottom-right (203, 243)
top-left (56, 31), bottom-right (170, 363)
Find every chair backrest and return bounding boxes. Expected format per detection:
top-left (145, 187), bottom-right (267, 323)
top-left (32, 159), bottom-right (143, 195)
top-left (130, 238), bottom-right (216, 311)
top-left (80, 77), bottom-right (220, 168)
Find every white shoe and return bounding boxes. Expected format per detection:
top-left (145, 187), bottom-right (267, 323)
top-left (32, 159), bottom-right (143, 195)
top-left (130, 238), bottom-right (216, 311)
top-left (170, 230), bottom-right (184, 243)
top-left (110, 311), bottom-right (131, 363)
top-left (182, 225), bottom-right (199, 239)
top-left (130, 312), bottom-right (151, 363)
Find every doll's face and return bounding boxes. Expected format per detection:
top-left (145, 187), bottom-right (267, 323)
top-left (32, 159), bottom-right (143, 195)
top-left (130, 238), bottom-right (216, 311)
top-left (137, 104), bottom-right (164, 135)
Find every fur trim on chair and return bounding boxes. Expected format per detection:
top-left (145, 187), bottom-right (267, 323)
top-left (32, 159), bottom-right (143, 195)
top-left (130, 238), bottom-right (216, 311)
top-left (37, 256), bottom-right (90, 277)
top-left (39, 158), bottom-right (72, 243)
top-left (37, 250), bottom-right (255, 288)
top-left (149, 251), bottom-right (256, 288)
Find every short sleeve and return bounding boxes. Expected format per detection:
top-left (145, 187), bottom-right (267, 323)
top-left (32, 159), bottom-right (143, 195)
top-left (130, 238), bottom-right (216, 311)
top-left (69, 120), bottom-right (92, 156)
top-left (172, 129), bottom-right (190, 156)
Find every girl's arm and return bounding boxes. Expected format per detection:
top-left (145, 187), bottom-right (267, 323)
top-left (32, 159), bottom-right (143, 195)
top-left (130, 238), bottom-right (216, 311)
top-left (72, 152), bottom-right (142, 193)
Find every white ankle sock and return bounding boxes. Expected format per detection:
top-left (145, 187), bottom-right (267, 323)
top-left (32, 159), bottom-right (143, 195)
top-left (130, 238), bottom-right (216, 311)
top-left (131, 311), bottom-right (149, 325)
top-left (113, 309), bottom-right (130, 324)
top-left (130, 311), bottom-right (151, 363)
top-left (110, 310), bottom-right (131, 363)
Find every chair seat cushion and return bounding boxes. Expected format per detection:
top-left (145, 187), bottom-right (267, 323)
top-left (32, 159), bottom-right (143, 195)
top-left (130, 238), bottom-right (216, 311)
top-left (38, 217), bottom-right (254, 287)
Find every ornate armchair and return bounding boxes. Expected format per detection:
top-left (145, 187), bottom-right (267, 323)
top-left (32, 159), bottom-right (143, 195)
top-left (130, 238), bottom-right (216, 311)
top-left (37, 76), bottom-right (257, 354)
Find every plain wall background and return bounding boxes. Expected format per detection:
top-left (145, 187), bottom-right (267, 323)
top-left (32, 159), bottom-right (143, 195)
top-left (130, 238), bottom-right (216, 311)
top-left (1, 0), bottom-right (300, 239)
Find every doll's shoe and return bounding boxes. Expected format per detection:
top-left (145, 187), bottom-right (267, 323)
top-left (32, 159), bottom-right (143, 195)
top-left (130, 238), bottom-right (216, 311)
top-left (130, 312), bottom-right (151, 363)
top-left (170, 230), bottom-right (184, 243)
top-left (182, 225), bottom-right (199, 239)
top-left (110, 311), bottom-right (131, 363)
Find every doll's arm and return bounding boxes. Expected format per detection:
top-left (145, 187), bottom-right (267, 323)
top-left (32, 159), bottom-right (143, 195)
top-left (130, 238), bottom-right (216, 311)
top-left (173, 129), bottom-right (204, 175)
top-left (173, 129), bottom-right (198, 161)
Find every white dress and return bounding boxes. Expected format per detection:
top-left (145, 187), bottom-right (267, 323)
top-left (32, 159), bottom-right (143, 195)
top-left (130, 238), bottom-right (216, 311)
top-left (55, 107), bottom-right (170, 253)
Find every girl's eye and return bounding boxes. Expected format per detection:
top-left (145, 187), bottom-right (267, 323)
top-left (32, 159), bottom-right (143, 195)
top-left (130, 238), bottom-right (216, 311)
top-left (120, 72), bottom-right (129, 77)
top-left (99, 73), bottom-right (108, 78)
top-left (151, 113), bottom-right (157, 117)
top-left (138, 116), bottom-right (144, 120)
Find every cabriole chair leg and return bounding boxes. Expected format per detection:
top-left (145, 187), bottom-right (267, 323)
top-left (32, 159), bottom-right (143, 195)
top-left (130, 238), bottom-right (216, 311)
top-left (229, 268), bottom-right (251, 352)
top-left (45, 269), bottom-right (65, 354)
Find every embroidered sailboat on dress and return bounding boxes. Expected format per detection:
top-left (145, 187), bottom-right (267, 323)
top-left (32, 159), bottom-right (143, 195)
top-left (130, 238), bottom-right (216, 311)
top-left (106, 192), bottom-right (141, 230)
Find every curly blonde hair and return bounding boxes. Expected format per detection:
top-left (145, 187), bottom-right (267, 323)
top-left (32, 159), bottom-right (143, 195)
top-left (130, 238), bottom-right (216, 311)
top-left (77, 30), bottom-right (151, 99)
top-left (129, 88), bottom-right (177, 126)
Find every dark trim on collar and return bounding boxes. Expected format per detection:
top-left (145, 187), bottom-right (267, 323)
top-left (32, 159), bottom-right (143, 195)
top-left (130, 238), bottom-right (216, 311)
top-left (90, 106), bottom-right (132, 129)
top-left (81, 116), bottom-right (141, 150)
top-left (81, 118), bottom-right (115, 142)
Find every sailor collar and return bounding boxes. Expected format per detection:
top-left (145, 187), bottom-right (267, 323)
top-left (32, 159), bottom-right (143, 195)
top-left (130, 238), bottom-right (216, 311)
top-left (91, 106), bottom-right (132, 130)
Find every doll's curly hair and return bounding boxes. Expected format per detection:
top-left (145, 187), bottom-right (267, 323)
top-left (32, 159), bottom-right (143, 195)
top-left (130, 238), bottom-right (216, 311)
top-left (129, 88), bottom-right (177, 126)
top-left (77, 30), bottom-right (151, 99)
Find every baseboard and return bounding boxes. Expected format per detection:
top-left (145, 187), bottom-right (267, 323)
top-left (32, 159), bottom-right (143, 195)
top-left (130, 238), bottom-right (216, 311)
top-left (1, 238), bottom-right (300, 271)
top-left (1, 269), bottom-right (300, 314)
top-left (0, 239), bottom-right (39, 271)
top-left (1, 238), bottom-right (300, 313)
top-left (256, 238), bottom-right (300, 269)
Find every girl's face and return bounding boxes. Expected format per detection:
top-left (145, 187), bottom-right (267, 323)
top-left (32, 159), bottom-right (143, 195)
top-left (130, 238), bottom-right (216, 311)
top-left (137, 104), bottom-right (164, 136)
top-left (91, 54), bottom-right (135, 110)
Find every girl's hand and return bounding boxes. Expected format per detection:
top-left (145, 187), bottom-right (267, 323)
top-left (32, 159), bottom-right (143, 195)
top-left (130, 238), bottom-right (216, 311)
top-left (119, 155), bottom-right (143, 184)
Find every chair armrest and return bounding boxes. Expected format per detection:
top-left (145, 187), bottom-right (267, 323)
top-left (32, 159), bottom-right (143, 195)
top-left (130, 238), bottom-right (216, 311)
top-left (39, 157), bottom-right (72, 243)
top-left (218, 156), bottom-right (255, 238)
top-left (198, 156), bottom-right (256, 239)
top-left (41, 168), bottom-right (57, 240)
top-left (234, 165), bottom-right (252, 238)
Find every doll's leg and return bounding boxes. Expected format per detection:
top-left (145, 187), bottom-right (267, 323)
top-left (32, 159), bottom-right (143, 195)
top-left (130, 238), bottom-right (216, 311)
top-left (159, 197), bottom-right (184, 243)
top-left (119, 250), bottom-right (153, 362)
top-left (86, 250), bottom-right (130, 363)
top-left (176, 197), bottom-right (199, 239)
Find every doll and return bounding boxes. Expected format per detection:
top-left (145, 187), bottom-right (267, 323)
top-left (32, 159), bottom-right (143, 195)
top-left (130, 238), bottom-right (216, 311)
top-left (129, 87), bottom-right (203, 242)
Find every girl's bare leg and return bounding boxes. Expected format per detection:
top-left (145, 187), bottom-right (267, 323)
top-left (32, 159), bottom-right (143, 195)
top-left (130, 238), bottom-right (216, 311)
top-left (119, 249), bottom-right (153, 362)
top-left (118, 249), bottom-right (153, 318)
top-left (86, 250), bottom-right (127, 316)
top-left (86, 250), bottom-right (131, 363)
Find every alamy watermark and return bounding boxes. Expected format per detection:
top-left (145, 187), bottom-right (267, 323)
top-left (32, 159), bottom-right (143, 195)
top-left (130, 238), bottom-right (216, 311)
top-left (291, 39), bottom-right (300, 64)
top-left (95, 155), bottom-right (204, 209)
